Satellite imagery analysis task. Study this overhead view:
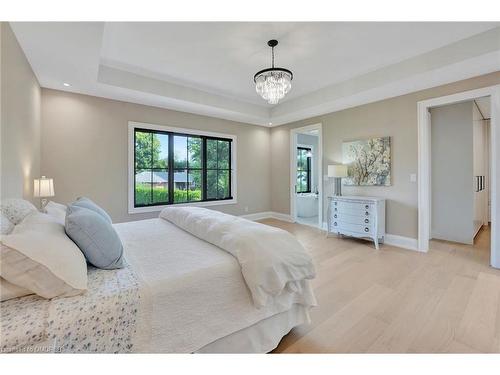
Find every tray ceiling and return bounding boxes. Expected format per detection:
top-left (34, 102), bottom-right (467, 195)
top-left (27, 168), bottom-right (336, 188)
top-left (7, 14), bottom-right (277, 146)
top-left (11, 22), bottom-right (500, 126)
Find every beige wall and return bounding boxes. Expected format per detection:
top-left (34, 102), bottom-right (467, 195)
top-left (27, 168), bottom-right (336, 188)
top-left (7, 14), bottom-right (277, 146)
top-left (41, 89), bottom-right (271, 223)
top-left (271, 71), bottom-right (500, 239)
top-left (0, 23), bottom-right (41, 202)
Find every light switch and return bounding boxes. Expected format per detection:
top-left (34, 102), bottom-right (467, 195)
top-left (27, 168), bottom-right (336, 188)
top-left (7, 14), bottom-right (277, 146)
top-left (410, 173), bottom-right (417, 183)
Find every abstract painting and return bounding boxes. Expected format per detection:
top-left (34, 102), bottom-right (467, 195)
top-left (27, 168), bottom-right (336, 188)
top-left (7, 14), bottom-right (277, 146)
top-left (342, 137), bottom-right (391, 186)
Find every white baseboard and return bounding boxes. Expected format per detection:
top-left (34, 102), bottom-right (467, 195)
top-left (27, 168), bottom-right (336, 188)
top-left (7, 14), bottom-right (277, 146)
top-left (239, 211), bottom-right (273, 221)
top-left (323, 221), bottom-right (419, 252)
top-left (384, 234), bottom-right (420, 252)
top-left (270, 212), bottom-right (294, 222)
top-left (240, 211), bottom-right (293, 222)
top-left (243, 213), bottom-right (420, 252)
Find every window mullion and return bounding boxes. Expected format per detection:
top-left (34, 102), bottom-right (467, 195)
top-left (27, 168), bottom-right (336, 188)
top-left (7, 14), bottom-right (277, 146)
top-left (216, 140), bottom-right (219, 198)
top-left (228, 141), bottom-right (232, 199)
top-left (186, 137), bottom-right (189, 202)
top-left (307, 155), bottom-right (311, 193)
top-left (168, 132), bottom-right (174, 204)
top-left (150, 133), bottom-right (154, 205)
top-left (202, 137), bottom-right (207, 201)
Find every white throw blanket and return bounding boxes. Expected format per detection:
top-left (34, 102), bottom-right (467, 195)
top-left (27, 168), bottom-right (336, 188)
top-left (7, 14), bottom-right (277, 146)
top-left (159, 207), bottom-right (316, 308)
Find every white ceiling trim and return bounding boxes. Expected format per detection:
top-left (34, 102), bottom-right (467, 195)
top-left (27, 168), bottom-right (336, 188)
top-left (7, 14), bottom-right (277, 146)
top-left (270, 50), bottom-right (500, 125)
top-left (97, 64), bottom-right (270, 125)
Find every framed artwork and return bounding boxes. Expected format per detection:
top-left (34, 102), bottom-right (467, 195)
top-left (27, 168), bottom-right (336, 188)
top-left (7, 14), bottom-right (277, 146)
top-left (342, 136), bottom-right (391, 186)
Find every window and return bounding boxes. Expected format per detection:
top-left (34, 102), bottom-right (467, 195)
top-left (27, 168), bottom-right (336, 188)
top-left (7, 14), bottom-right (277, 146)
top-left (131, 124), bottom-right (234, 211)
top-left (297, 147), bottom-right (311, 193)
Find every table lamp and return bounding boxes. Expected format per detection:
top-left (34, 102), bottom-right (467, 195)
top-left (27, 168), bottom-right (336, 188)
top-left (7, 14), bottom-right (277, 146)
top-left (34, 176), bottom-right (55, 209)
top-left (328, 165), bottom-right (348, 196)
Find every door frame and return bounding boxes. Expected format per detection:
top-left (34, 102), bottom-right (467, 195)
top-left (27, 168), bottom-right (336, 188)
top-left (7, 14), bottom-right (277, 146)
top-left (290, 123), bottom-right (323, 228)
top-left (417, 84), bottom-right (500, 268)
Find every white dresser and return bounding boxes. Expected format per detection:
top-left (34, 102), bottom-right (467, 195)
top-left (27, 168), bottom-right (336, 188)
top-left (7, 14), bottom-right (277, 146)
top-left (327, 196), bottom-right (386, 249)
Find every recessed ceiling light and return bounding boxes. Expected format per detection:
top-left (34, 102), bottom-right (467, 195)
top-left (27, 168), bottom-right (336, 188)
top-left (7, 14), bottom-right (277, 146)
top-left (268, 122), bottom-right (273, 126)
top-left (63, 83), bottom-right (70, 87)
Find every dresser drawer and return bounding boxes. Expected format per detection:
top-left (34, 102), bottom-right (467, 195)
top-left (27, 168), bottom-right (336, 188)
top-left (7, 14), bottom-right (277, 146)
top-left (331, 212), bottom-right (374, 226)
top-left (331, 203), bottom-right (373, 217)
top-left (331, 199), bottom-right (373, 209)
top-left (330, 220), bottom-right (373, 235)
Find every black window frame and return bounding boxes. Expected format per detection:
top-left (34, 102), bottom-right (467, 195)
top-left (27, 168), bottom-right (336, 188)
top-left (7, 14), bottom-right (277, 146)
top-left (134, 127), bottom-right (233, 208)
top-left (296, 147), bottom-right (312, 193)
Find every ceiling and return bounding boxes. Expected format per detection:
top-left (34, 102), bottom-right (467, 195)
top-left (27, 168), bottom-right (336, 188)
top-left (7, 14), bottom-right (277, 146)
top-left (10, 22), bottom-right (500, 126)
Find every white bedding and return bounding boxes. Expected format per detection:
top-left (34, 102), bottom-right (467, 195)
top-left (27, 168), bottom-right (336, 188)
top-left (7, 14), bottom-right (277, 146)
top-left (117, 218), bottom-right (316, 353)
top-left (159, 207), bottom-right (316, 308)
top-left (1, 264), bottom-right (139, 353)
top-left (1, 215), bottom-right (316, 353)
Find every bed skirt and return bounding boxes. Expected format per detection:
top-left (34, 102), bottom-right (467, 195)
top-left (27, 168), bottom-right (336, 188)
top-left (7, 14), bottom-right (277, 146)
top-left (196, 304), bottom-right (309, 353)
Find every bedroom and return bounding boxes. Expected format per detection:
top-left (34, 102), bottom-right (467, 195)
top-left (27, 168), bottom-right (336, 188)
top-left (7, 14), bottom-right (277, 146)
top-left (1, 0), bottom-right (500, 372)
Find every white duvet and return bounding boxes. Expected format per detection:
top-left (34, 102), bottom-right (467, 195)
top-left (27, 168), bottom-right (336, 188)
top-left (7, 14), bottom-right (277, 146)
top-left (117, 215), bottom-right (316, 353)
top-left (159, 207), bottom-right (316, 308)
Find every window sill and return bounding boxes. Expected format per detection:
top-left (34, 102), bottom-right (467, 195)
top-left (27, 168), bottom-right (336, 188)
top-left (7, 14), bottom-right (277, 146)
top-left (128, 198), bottom-right (238, 214)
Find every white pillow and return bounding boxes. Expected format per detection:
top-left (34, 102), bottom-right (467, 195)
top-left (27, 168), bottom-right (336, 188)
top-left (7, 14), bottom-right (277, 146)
top-left (0, 277), bottom-right (32, 301)
top-left (0, 212), bottom-right (88, 299)
top-left (1, 212), bottom-right (14, 235)
top-left (44, 201), bottom-right (67, 225)
top-left (0, 198), bottom-right (38, 225)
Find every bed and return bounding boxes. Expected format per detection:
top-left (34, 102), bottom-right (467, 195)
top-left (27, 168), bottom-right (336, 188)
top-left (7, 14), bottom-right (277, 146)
top-left (1, 210), bottom-right (316, 353)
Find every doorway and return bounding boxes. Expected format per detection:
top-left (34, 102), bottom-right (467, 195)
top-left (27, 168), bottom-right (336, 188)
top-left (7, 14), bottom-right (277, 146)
top-left (417, 85), bottom-right (500, 269)
top-left (429, 99), bottom-right (491, 249)
top-left (290, 124), bottom-right (323, 228)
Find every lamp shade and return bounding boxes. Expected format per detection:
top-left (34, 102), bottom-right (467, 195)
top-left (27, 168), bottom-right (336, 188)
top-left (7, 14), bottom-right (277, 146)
top-left (328, 165), bottom-right (348, 178)
top-left (34, 176), bottom-right (55, 198)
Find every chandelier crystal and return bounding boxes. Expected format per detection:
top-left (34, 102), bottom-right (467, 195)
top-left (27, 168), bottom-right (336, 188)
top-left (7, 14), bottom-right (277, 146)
top-left (254, 40), bottom-right (293, 105)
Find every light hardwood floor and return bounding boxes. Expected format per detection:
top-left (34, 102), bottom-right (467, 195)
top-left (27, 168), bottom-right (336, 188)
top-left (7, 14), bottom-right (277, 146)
top-left (260, 219), bottom-right (500, 353)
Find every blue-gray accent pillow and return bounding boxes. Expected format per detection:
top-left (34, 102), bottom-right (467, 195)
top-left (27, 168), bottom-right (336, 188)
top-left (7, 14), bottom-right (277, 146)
top-left (72, 197), bottom-right (112, 223)
top-left (65, 204), bottom-right (124, 270)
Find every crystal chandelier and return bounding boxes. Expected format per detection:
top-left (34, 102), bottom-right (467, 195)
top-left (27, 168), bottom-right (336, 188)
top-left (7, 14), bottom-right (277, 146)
top-left (254, 40), bottom-right (293, 105)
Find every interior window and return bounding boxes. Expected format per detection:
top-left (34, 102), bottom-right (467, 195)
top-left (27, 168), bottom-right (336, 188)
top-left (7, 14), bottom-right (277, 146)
top-left (297, 147), bottom-right (311, 193)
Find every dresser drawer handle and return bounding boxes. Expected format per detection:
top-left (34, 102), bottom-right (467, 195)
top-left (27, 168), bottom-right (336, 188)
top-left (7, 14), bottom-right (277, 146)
top-left (334, 207), bottom-right (338, 212)
top-left (334, 214), bottom-right (337, 218)
top-left (365, 211), bottom-right (369, 216)
top-left (334, 202), bottom-right (338, 206)
top-left (365, 204), bottom-right (369, 209)
top-left (333, 222), bottom-right (337, 226)
top-left (364, 218), bottom-right (369, 224)
top-left (364, 227), bottom-right (369, 232)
